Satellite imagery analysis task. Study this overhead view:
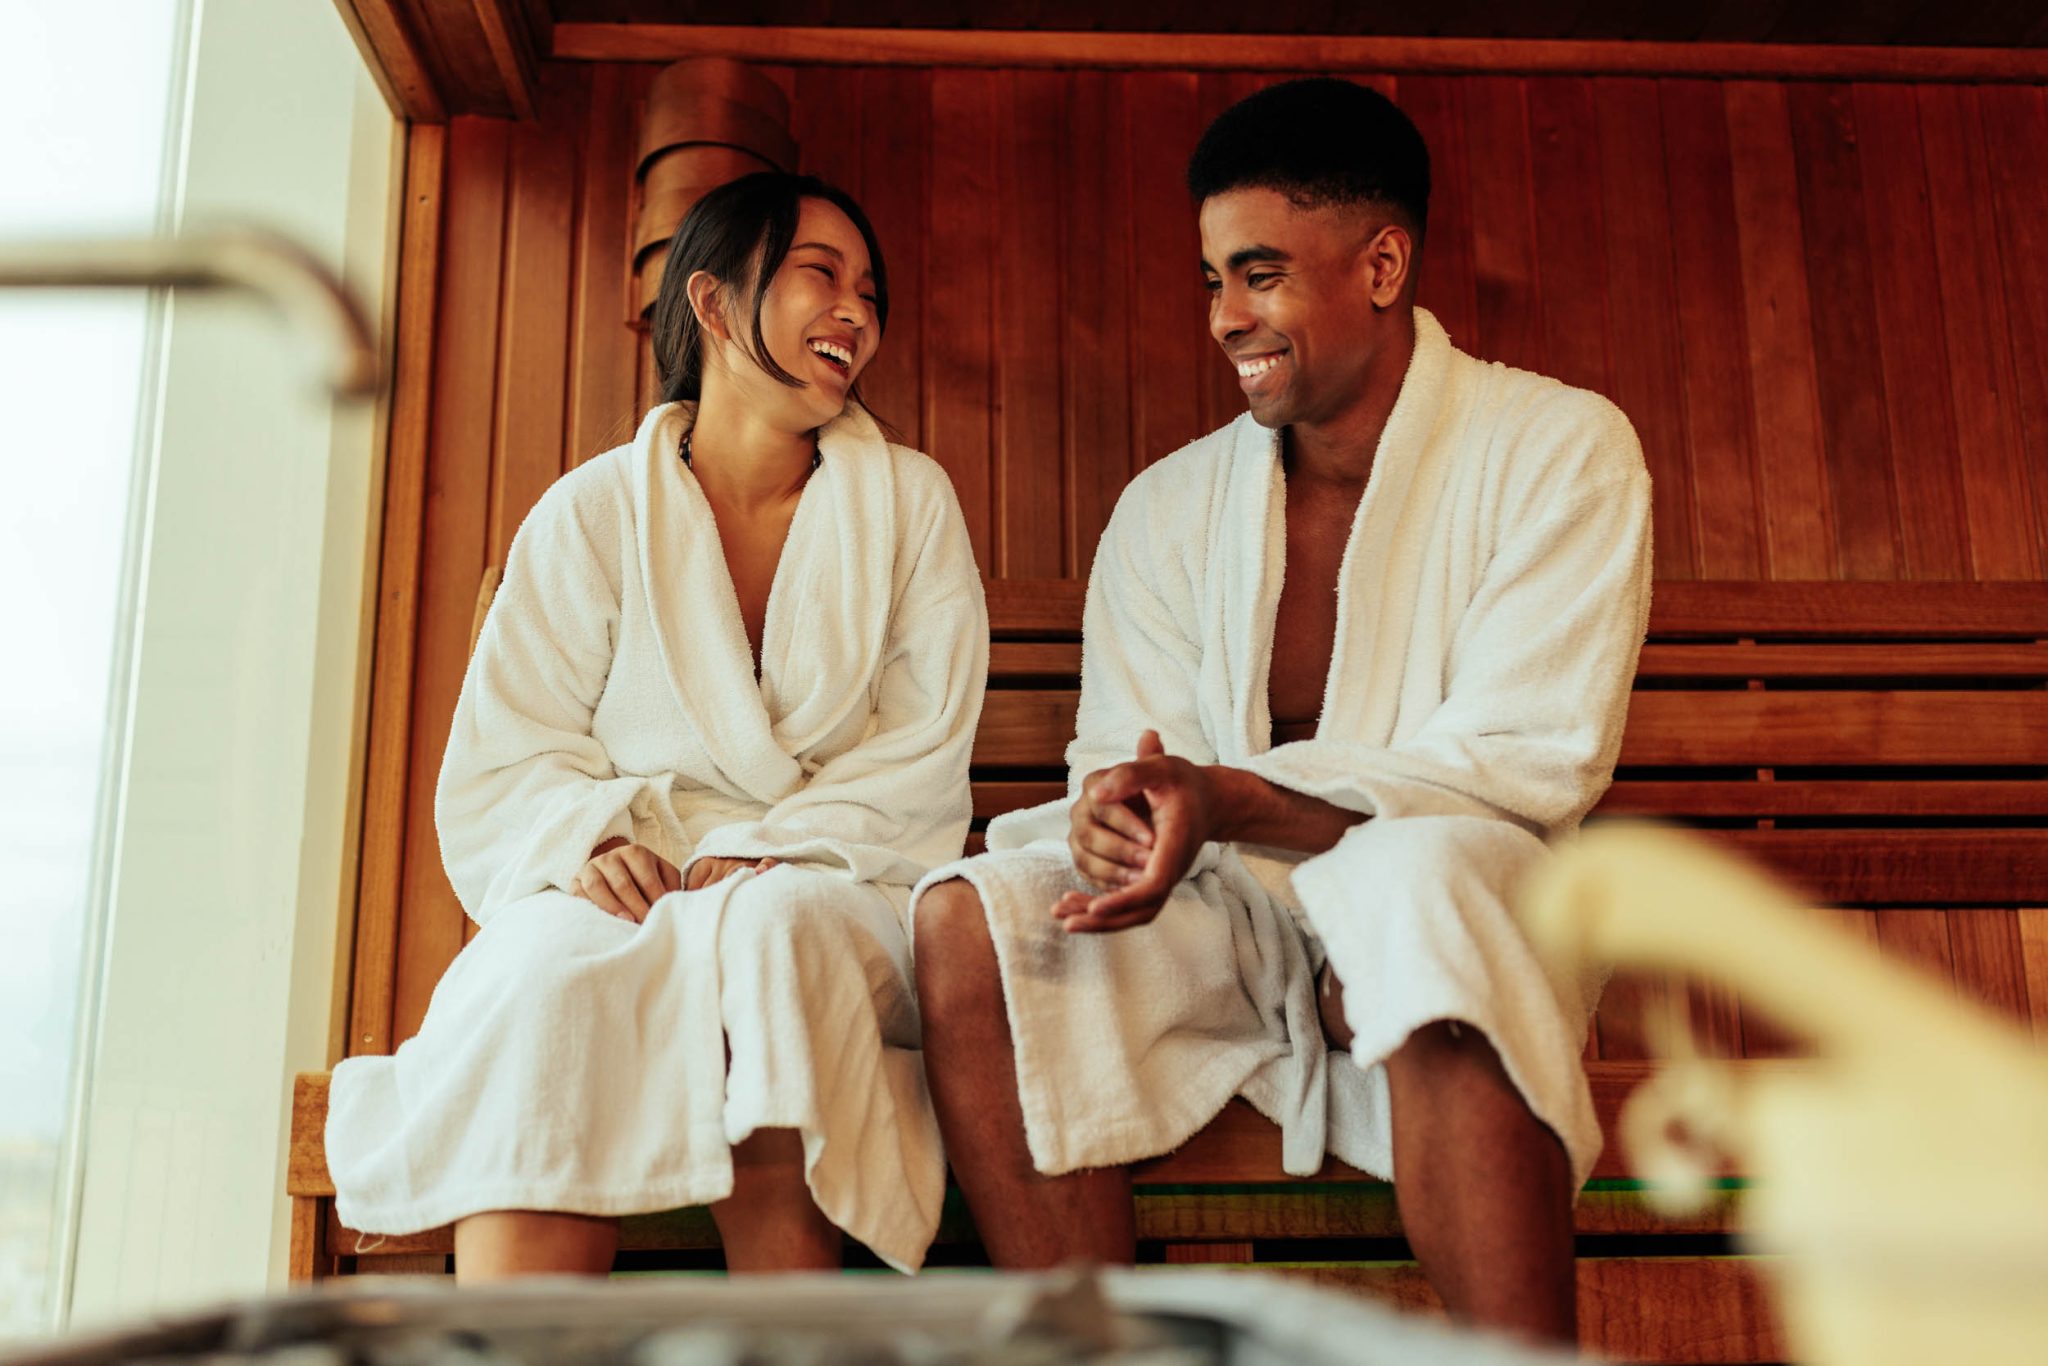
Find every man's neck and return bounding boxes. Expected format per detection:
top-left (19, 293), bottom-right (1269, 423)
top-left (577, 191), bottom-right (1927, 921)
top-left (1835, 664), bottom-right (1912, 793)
top-left (688, 385), bottom-right (816, 512)
top-left (1284, 310), bottom-right (1415, 491)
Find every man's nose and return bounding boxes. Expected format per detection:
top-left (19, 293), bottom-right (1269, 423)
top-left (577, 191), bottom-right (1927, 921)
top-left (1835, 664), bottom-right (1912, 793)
top-left (1210, 289), bottom-right (1251, 346)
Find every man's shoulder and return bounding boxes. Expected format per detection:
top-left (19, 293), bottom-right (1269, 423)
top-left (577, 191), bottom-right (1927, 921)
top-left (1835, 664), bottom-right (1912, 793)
top-left (1455, 353), bottom-right (1645, 490)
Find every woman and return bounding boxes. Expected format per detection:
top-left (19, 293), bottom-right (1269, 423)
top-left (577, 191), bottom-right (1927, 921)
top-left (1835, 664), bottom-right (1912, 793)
top-left (326, 173), bottom-right (987, 1278)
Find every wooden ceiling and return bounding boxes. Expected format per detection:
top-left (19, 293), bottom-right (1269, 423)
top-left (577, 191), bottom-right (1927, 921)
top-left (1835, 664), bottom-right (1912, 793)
top-left (337, 1), bottom-right (2048, 120)
top-left (554, 1), bottom-right (2048, 46)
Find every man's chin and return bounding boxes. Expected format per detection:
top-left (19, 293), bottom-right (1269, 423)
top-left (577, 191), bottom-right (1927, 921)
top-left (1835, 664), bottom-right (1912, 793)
top-left (1245, 395), bottom-right (1293, 430)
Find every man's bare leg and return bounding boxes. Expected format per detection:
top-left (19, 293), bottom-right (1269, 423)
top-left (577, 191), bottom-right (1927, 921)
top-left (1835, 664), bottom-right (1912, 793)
top-left (914, 878), bottom-right (1137, 1266)
top-left (709, 1127), bottom-right (842, 1271)
top-left (453, 1210), bottom-right (618, 1283)
top-left (1366, 1002), bottom-right (1578, 1346)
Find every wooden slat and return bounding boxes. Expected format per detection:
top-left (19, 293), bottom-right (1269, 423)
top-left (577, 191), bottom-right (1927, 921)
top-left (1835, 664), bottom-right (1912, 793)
top-left (2019, 908), bottom-right (2048, 1039)
top-left (1852, 82), bottom-right (1969, 581)
top-left (992, 69), bottom-right (1066, 578)
top-left (1634, 642), bottom-right (2048, 677)
top-left (985, 578), bottom-right (1086, 638)
top-left (1875, 908), bottom-right (1957, 988)
top-left (1724, 80), bottom-right (1834, 579)
top-left (1059, 70), bottom-right (1136, 575)
top-left (854, 67), bottom-right (930, 451)
top-left (334, 0), bottom-right (449, 121)
top-left (1600, 75), bottom-right (1695, 579)
top-left (924, 70), bottom-right (996, 569)
top-left (973, 779), bottom-right (1066, 820)
top-left (563, 63), bottom-right (638, 466)
top-left (394, 116), bottom-right (512, 1047)
top-left (1717, 830), bottom-right (2048, 906)
top-left (1789, 82), bottom-right (1902, 582)
top-left (1947, 908), bottom-right (2031, 1022)
top-left (489, 68), bottom-right (580, 565)
top-left (1979, 85), bottom-right (2048, 576)
top-left (349, 124), bottom-right (447, 1059)
top-left (1401, 77), bottom-right (1478, 353)
top-left (1525, 76), bottom-right (1613, 400)
top-left (550, 25), bottom-right (2048, 82)
top-left (1646, 580), bottom-right (2048, 637)
top-left (1920, 86), bottom-right (2041, 580)
top-left (1663, 79), bottom-right (1764, 580)
top-left (1596, 780), bottom-right (2048, 819)
top-left (982, 580), bottom-right (2048, 643)
top-left (1125, 71), bottom-right (1207, 471)
top-left (972, 690), bottom-right (1079, 767)
top-left (988, 640), bottom-right (1082, 680)
top-left (1463, 75), bottom-right (1545, 375)
top-left (1619, 691), bottom-right (2048, 767)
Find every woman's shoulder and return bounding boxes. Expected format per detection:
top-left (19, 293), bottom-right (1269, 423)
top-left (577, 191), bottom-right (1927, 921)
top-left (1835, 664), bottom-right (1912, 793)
top-left (879, 442), bottom-right (969, 520)
top-left (515, 442), bottom-right (635, 557)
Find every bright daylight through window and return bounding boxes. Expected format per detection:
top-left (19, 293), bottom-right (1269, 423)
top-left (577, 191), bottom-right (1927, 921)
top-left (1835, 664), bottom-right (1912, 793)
top-left (0, 0), bottom-right (184, 1339)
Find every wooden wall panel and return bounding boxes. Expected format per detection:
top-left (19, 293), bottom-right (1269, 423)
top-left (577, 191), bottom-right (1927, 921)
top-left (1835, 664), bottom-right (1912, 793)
top-left (351, 55), bottom-right (2048, 1052)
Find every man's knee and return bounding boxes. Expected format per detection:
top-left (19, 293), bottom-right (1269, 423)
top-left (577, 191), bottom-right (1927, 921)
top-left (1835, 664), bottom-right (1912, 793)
top-left (912, 878), bottom-right (1000, 1025)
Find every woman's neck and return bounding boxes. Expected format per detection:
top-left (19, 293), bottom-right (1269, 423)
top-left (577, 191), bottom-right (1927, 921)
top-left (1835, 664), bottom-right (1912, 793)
top-left (687, 383), bottom-right (817, 512)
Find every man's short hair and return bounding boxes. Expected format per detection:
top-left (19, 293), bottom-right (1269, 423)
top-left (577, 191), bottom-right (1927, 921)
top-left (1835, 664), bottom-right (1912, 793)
top-left (1186, 78), bottom-right (1431, 240)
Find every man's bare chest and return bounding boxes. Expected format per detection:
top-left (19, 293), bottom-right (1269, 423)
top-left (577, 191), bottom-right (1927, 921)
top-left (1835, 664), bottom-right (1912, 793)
top-left (1268, 492), bottom-right (1359, 743)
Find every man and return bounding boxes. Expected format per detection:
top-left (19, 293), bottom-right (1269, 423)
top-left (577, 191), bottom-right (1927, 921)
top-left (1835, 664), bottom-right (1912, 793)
top-left (913, 78), bottom-right (1651, 1345)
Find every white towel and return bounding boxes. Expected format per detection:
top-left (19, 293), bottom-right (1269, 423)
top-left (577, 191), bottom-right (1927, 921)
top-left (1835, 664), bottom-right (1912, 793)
top-left (917, 309), bottom-right (1651, 1189)
top-left (328, 401), bottom-right (987, 1271)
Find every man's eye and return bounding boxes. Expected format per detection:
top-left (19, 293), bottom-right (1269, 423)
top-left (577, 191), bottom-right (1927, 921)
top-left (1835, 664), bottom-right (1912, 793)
top-left (1202, 278), bottom-right (1221, 293)
top-left (1247, 272), bottom-right (1279, 289)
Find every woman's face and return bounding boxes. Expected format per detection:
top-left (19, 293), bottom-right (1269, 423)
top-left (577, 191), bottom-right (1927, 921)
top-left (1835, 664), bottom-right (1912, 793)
top-left (712, 197), bottom-right (881, 432)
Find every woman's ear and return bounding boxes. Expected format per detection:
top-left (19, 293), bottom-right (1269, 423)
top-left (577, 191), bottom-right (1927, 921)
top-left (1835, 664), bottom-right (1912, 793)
top-left (685, 269), bottom-right (729, 343)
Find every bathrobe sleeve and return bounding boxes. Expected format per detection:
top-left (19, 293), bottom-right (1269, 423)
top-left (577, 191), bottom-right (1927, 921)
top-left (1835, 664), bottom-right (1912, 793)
top-left (435, 468), bottom-right (645, 924)
top-left (682, 484), bottom-right (988, 887)
top-left (984, 473), bottom-right (1219, 854)
top-left (1244, 396), bottom-right (1653, 837)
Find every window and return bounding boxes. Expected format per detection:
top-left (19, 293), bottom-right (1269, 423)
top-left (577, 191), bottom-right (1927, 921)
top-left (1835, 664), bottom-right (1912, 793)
top-left (0, 0), bottom-right (188, 1339)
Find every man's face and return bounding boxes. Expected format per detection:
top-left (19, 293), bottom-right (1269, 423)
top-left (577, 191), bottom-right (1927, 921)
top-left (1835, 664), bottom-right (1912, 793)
top-left (1199, 187), bottom-right (1400, 431)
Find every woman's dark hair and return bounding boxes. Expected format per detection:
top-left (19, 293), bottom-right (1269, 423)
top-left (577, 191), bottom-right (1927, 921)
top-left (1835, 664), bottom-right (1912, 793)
top-left (1186, 78), bottom-right (1431, 241)
top-left (652, 171), bottom-right (890, 406)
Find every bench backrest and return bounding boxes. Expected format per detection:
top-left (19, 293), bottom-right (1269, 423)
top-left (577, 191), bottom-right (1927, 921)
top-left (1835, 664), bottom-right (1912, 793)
top-left (972, 579), bottom-right (2048, 906)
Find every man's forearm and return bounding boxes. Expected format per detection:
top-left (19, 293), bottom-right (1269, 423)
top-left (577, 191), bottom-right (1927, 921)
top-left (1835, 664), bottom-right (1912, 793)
top-left (1206, 764), bottom-right (1366, 854)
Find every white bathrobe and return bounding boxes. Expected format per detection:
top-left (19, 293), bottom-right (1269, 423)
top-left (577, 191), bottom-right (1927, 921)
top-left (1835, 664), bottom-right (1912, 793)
top-left (328, 401), bottom-right (986, 1272)
top-left (916, 308), bottom-right (1651, 1190)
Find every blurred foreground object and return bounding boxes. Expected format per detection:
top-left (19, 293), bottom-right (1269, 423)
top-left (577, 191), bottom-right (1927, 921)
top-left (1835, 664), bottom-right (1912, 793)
top-left (3, 1269), bottom-right (1574, 1365)
top-left (0, 227), bottom-right (378, 398)
top-left (1522, 824), bottom-right (2048, 1366)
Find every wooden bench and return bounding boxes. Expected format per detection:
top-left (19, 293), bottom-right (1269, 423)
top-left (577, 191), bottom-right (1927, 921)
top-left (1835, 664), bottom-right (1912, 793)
top-left (288, 578), bottom-right (2048, 1363)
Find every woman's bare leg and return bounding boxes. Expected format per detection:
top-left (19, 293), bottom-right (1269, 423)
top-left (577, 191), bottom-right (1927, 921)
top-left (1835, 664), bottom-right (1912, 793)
top-left (452, 1210), bottom-right (618, 1283)
top-left (708, 1127), bottom-right (842, 1271)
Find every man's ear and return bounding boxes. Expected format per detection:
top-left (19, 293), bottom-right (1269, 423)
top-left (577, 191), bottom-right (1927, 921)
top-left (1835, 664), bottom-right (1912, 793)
top-left (685, 269), bottom-right (730, 343)
top-left (1362, 223), bottom-right (1413, 309)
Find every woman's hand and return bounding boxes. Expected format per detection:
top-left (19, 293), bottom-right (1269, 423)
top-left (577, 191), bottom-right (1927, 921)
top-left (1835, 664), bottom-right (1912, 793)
top-left (683, 855), bottom-right (780, 892)
top-left (571, 838), bottom-right (681, 924)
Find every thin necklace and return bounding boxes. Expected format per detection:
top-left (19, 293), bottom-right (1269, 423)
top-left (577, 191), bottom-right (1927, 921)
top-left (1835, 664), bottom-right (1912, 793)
top-left (681, 431), bottom-right (822, 470)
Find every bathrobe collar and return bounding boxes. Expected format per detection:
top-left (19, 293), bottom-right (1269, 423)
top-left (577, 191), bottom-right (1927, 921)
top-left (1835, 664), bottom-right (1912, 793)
top-left (631, 399), bottom-right (899, 804)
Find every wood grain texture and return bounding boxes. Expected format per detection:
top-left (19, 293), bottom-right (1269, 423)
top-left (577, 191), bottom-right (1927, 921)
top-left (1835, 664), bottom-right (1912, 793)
top-left (394, 116), bottom-right (513, 1045)
top-left (2019, 908), bottom-right (2048, 1039)
top-left (1724, 80), bottom-right (1835, 579)
top-left (549, 23), bottom-right (2048, 82)
top-left (349, 124), bottom-right (447, 1059)
top-left (1918, 85), bottom-right (2041, 580)
top-left (924, 70), bottom-right (997, 569)
top-left (1662, 80), bottom-right (1764, 580)
top-left (992, 70), bottom-right (1067, 577)
top-left (1598, 77), bottom-right (1696, 578)
top-left (1787, 81), bottom-right (1903, 581)
top-left (1851, 82), bottom-right (1968, 580)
